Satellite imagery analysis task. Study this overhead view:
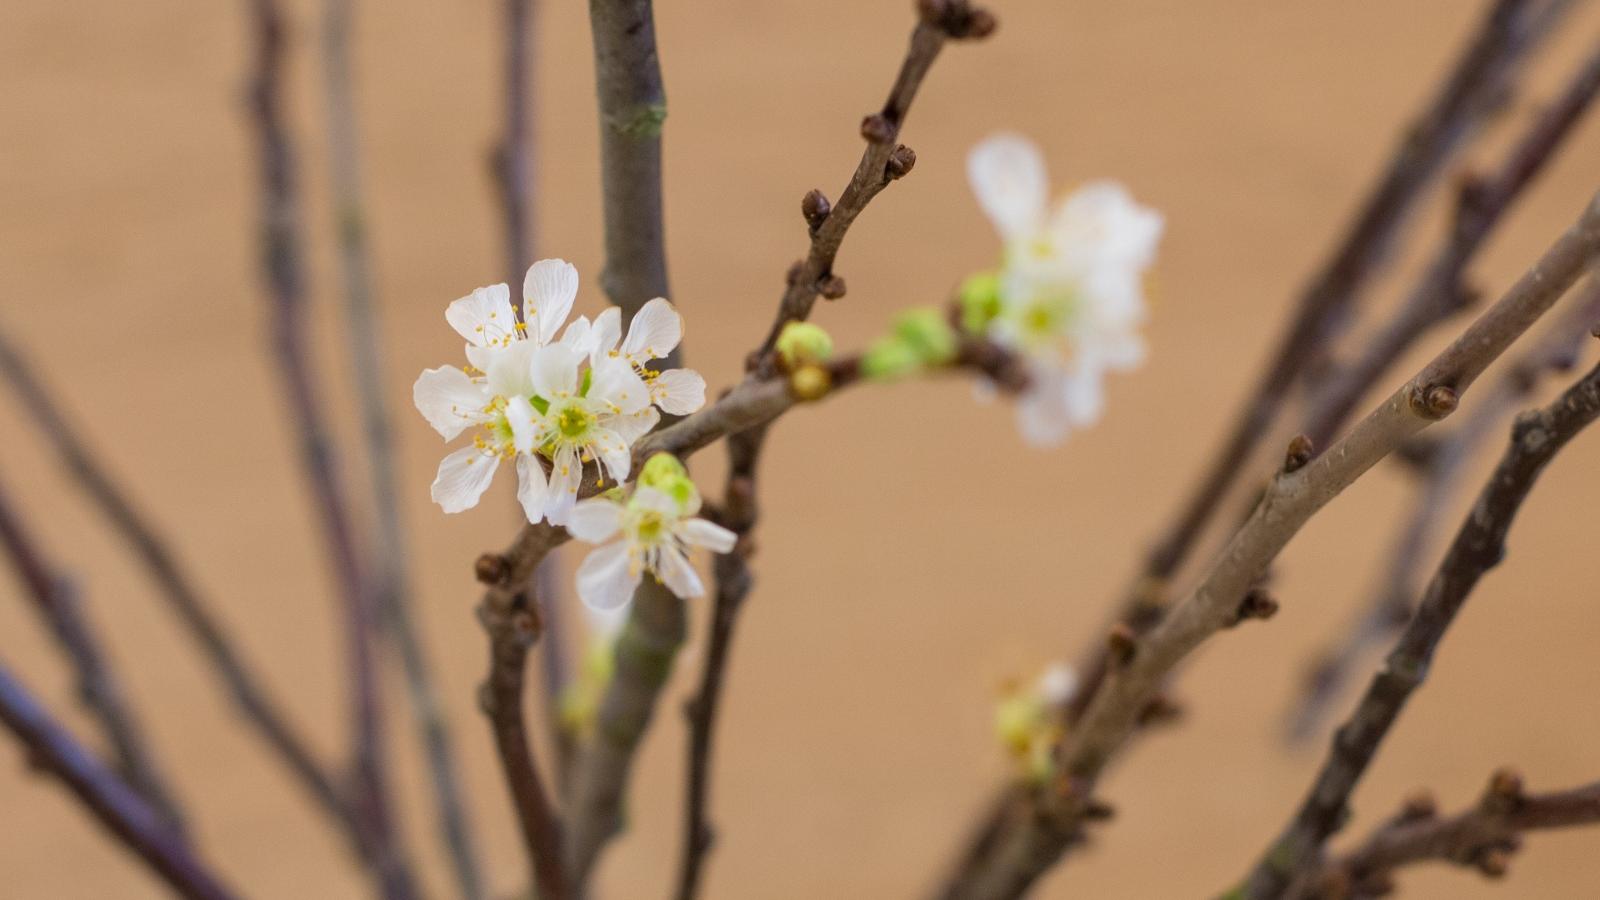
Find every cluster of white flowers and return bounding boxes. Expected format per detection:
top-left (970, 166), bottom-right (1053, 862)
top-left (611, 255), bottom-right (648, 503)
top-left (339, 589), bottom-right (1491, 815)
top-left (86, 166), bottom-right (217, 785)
top-left (965, 133), bottom-right (1164, 445)
top-left (412, 259), bottom-right (705, 527)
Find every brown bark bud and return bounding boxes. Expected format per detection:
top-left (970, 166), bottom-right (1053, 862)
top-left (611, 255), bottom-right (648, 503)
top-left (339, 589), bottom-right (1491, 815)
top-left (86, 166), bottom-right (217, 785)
top-left (860, 113), bottom-right (895, 144)
top-left (819, 275), bottom-right (848, 300)
top-left (887, 144), bottom-right (918, 179)
top-left (801, 189), bottom-right (831, 232)
top-left (1283, 434), bottom-right (1314, 472)
top-left (474, 552), bottom-right (509, 585)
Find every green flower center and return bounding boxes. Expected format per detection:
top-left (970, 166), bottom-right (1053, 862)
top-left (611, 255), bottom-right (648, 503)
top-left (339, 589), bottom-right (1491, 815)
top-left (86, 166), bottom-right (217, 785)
top-left (634, 511), bottom-right (665, 544)
top-left (557, 404), bottom-right (594, 439)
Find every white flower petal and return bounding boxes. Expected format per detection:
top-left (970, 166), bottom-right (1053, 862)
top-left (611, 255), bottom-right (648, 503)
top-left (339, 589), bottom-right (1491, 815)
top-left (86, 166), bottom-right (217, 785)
top-left (590, 426), bottom-right (632, 483)
top-left (653, 546), bottom-right (705, 599)
top-left (680, 518), bottom-right (737, 554)
top-left (1051, 180), bottom-right (1164, 271)
top-left (544, 446), bottom-right (582, 525)
top-left (619, 298), bottom-right (682, 362)
top-left (523, 259), bottom-right (579, 344)
top-left (413, 366), bottom-right (490, 440)
top-left (1036, 663), bottom-right (1078, 705)
top-left (484, 338), bottom-right (538, 399)
top-left (649, 368), bottom-right (706, 415)
top-left (968, 133), bottom-right (1049, 242)
top-left (431, 446), bottom-right (500, 513)
top-left (515, 454), bottom-right (549, 523)
top-left (588, 307), bottom-right (623, 361)
top-left (611, 407), bottom-right (660, 445)
top-left (446, 283), bottom-right (516, 348)
top-left (589, 356), bottom-right (650, 415)
top-left (1015, 368), bottom-right (1074, 447)
top-left (575, 541), bottom-right (642, 612)
top-left (506, 395), bottom-right (539, 454)
top-left (630, 486), bottom-right (682, 517)
top-left (567, 498), bottom-right (625, 543)
top-left (528, 342), bottom-right (581, 399)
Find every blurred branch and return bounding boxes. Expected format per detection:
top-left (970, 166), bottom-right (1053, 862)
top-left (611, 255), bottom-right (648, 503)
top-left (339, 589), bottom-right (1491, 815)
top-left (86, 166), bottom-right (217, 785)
top-left (0, 478), bottom-right (186, 834)
top-left (1062, 0), bottom-right (1574, 729)
top-left (320, 2), bottom-right (485, 895)
top-left (243, 2), bottom-right (415, 896)
top-left (476, 527), bottom-right (570, 900)
top-left (0, 322), bottom-right (359, 854)
top-left (939, 193), bottom-right (1600, 900)
top-left (1302, 34), bottom-right (1600, 448)
top-left (1286, 277), bottom-right (1600, 741)
top-left (1239, 342), bottom-right (1600, 898)
top-left (1302, 772), bottom-right (1600, 898)
top-left (0, 659), bottom-right (238, 900)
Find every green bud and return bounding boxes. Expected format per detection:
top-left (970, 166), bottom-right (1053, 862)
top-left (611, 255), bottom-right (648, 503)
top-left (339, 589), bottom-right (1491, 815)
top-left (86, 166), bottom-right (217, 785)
top-left (775, 321), bottom-right (835, 368)
top-left (958, 270), bottom-right (1003, 334)
top-left (893, 308), bottom-right (958, 365)
top-left (638, 452), bottom-right (697, 511)
top-left (861, 337), bottom-right (922, 381)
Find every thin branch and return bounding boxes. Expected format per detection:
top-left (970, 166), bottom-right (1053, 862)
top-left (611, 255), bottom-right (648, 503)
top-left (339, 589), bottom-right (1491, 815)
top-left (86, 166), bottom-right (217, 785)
top-left (1301, 33), bottom-right (1600, 449)
top-left (0, 659), bottom-right (239, 900)
top-left (320, 2), bottom-right (484, 895)
top-left (1304, 773), bottom-right (1600, 898)
top-left (1285, 278), bottom-right (1600, 741)
top-left (674, 423), bottom-right (765, 900)
top-left (755, 0), bottom-right (994, 361)
top-left (663, 6), bottom-right (994, 895)
top-left (937, 192), bottom-right (1600, 900)
top-left (475, 527), bottom-right (570, 900)
top-left (1062, 0), bottom-right (1573, 728)
top-left (0, 478), bottom-right (186, 834)
top-left (1240, 348), bottom-right (1600, 898)
top-left (0, 320), bottom-right (357, 851)
top-left (243, 3), bottom-right (415, 896)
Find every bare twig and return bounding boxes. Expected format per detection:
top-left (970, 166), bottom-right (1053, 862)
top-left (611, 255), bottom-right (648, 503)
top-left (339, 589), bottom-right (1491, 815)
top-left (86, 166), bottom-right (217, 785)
top-left (476, 527), bottom-right (570, 900)
top-left (1062, 0), bottom-right (1573, 728)
top-left (938, 192), bottom-right (1600, 900)
top-left (1304, 773), bottom-right (1600, 897)
top-left (1286, 278), bottom-right (1600, 741)
top-left (755, 0), bottom-right (995, 361)
top-left (1302, 33), bottom-right (1600, 449)
top-left (0, 479), bottom-right (186, 834)
top-left (320, 2), bottom-right (484, 895)
top-left (674, 424), bottom-right (765, 900)
top-left (1240, 347), bottom-right (1600, 898)
top-left (0, 320), bottom-right (358, 850)
top-left (243, 3), bottom-right (414, 896)
top-left (0, 660), bottom-right (238, 900)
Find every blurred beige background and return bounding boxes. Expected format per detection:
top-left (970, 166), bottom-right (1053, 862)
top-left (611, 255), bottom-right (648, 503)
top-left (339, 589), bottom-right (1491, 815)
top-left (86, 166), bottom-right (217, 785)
top-left (3, 1), bottom-right (1600, 897)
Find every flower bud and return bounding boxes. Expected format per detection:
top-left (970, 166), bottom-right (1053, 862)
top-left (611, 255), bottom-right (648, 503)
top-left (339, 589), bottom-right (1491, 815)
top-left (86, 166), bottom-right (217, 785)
top-left (861, 337), bottom-right (922, 381)
top-left (775, 321), bottom-right (836, 369)
top-left (958, 271), bottom-right (1003, 334)
top-left (788, 364), bottom-right (833, 402)
top-left (893, 308), bottom-right (958, 365)
top-left (639, 452), bottom-right (697, 510)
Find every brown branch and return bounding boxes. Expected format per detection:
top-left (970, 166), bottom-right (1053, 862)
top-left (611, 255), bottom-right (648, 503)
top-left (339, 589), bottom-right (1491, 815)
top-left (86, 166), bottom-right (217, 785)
top-left (0, 321), bottom-right (359, 853)
top-left (476, 526), bottom-right (570, 900)
top-left (1303, 773), bottom-right (1600, 898)
top-left (938, 192), bottom-right (1600, 900)
top-left (673, 423), bottom-right (765, 900)
top-left (0, 478), bottom-right (186, 834)
top-left (1302, 32), bottom-right (1600, 449)
top-left (1061, 0), bottom-right (1573, 729)
top-left (321, 2), bottom-right (484, 895)
top-left (1239, 344), bottom-right (1600, 898)
top-left (755, 0), bottom-right (994, 361)
top-left (1285, 278), bottom-right (1600, 742)
top-left (0, 659), bottom-right (239, 900)
top-left (243, 3), bottom-right (414, 896)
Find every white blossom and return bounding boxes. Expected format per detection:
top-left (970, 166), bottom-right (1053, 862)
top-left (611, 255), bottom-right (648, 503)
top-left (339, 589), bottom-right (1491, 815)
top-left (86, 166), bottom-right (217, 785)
top-left (967, 133), bottom-right (1163, 445)
top-left (565, 476), bottom-right (735, 612)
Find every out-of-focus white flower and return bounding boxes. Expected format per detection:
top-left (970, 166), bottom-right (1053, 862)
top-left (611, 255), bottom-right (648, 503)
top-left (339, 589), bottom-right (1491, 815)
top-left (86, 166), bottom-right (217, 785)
top-left (993, 661), bottom-right (1077, 783)
top-left (966, 133), bottom-right (1163, 445)
top-left (414, 260), bottom-right (707, 524)
top-left (565, 454), bottom-right (736, 612)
